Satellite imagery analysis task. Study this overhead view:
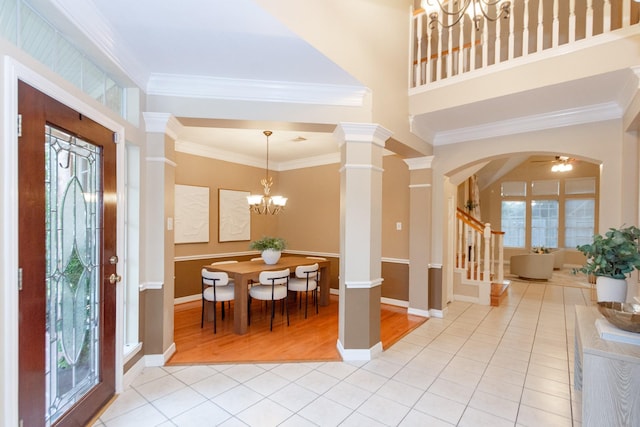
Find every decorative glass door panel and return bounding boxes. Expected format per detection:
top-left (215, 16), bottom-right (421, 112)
top-left (44, 125), bottom-right (101, 425)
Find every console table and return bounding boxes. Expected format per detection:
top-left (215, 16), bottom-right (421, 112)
top-left (574, 305), bottom-right (640, 426)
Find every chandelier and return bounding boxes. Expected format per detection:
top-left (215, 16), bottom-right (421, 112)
top-left (247, 130), bottom-right (288, 215)
top-left (421, 0), bottom-right (511, 31)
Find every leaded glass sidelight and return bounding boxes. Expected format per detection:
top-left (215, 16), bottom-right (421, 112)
top-left (45, 125), bottom-right (102, 425)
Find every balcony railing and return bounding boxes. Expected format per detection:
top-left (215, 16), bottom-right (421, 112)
top-left (410, 0), bottom-right (640, 88)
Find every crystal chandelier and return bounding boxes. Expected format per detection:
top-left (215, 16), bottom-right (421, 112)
top-left (421, 0), bottom-right (511, 31)
top-left (247, 131), bottom-right (287, 215)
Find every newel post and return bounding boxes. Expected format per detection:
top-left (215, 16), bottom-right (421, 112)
top-left (483, 223), bottom-right (491, 281)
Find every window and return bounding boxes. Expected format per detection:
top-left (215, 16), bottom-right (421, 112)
top-left (501, 201), bottom-right (526, 247)
top-left (531, 200), bottom-right (558, 248)
top-left (499, 175), bottom-right (595, 250)
top-left (565, 199), bottom-right (595, 247)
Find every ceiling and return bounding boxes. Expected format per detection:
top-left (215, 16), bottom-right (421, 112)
top-left (37, 1), bottom-right (635, 170)
top-left (41, 0), bottom-right (362, 167)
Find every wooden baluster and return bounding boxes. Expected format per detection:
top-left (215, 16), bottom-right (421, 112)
top-left (552, 0), bottom-right (559, 47)
top-left (495, 10), bottom-right (503, 65)
top-left (490, 233), bottom-right (496, 278)
top-left (459, 11), bottom-right (466, 74)
top-left (464, 223), bottom-right (469, 270)
top-left (537, 0), bottom-right (544, 53)
top-left (447, 0), bottom-right (454, 78)
top-left (414, 12), bottom-right (423, 87)
top-left (457, 217), bottom-right (461, 267)
top-left (569, 0), bottom-right (576, 43)
top-left (497, 233), bottom-right (504, 282)
top-left (470, 20), bottom-right (477, 71)
top-left (437, 22), bottom-right (443, 81)
top-left (475, 230), bottom-right (482, 280)
top-left (426, 22), bottom-right (433, 84)
top-left (482, 16), bottom-right (489, 68)
top-left (603, 0), bottom-right (611, 33)
top-left (508, 0), bottom-right (515, 60)
top-left (622, 0), bottom-right (631, 28)
top-left (586, 0), bottom-right (594, 38)
top-left (523, 0), bottom-right (530, 56)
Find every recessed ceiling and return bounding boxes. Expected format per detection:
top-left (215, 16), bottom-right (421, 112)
top-left (42, 0), bottom-right (361, 165)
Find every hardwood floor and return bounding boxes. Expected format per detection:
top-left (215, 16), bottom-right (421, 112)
top-left (167, 294), bottom-right (427, 365)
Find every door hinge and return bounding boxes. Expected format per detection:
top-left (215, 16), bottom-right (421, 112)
top-left (17, 114), bottom-right (22, 137)
top-left (113, 132), bottom-right (119, 143)
top-left (18, 268), bottom-right (23, 291)
top-left (19, 419), bottom-right (23, 427)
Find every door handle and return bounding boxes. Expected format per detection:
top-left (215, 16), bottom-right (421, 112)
top-left (109, 273), bottom-right (122, 284)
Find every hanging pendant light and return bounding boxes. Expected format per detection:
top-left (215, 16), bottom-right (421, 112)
top-left (247, 130), bottom-right (287, 215)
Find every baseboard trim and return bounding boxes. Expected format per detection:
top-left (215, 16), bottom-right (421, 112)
top-left (407, 307), bottom-right (430, 317)
top-left (429, 308), bottom-right (447, 318)
top-left (454, 294), bottom-right (480, 304)
top-left (144, 342), bottom-right (176, 367)
top-left (381, 297), bottom-right (408, 308)
top-left (336, 339), bottom-right (383, 361)
top-left (175, 294), bottom-right (201, 305)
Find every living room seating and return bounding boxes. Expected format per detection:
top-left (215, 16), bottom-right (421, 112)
top-left (550, 248), bottom-right (565, 270)
top-left (510, 253), bottom-right (555, 280)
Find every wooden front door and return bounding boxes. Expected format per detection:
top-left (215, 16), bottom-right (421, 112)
top-left (18, 81), bottom-right (118, 426)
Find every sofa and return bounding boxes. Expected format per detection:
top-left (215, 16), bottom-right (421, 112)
top-left (510, 253), bottom-right (555, 280)
top-left (550, 248), bottom-right (565, 270)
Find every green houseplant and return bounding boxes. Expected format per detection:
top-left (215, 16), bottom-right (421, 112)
top-left (249, 236), bottom-right (286, 264)
top-left (573, 225), bottom-right (640, 302)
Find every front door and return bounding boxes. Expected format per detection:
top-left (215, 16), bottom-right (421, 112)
top-left (18, 81), bottom-right (118, 426)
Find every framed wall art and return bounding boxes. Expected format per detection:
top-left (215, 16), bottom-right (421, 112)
top-left (174, 184), bottom-right (210, 244)
top-left (218, 188), bottom-right (250, 242)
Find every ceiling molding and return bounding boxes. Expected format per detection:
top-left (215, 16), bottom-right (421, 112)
top-left (175, 140), bottom-right (265, 169)
top-left (433, 102), bottom-right (622, 146)
top-left (175, 139), bottom-right (342, 171)
top-left (404, 156), bottom-right (434, 170)
top-left (146, 73), bottom-right (368, 106)
top-left (279, 153), bottom-right (341, 171)
top-left (333, 123), bottom-right (393, 147)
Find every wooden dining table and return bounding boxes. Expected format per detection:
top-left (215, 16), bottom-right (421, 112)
top-left (204, 256), bottom-right (331, 334)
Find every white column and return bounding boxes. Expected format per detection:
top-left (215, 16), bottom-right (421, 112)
top-left (334, 123), bottom-right (391, 361)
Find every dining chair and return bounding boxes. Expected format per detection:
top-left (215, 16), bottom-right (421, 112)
top-left (248, 268), bottom-right (290, 331)
top-left (201, 269), bottom-right (234, 333)
top-left (211, 260), bottom-right (238, 309)
top-left (287, 263), bottom-right (319, 318)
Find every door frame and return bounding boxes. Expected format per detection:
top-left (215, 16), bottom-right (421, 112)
top-left (1, 57), bottom-right (126, 426)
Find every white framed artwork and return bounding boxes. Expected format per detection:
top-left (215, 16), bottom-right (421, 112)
top-left (218, 189), bottom-right (250, 242)
top-left (174, 184), bottom-right (210, 244)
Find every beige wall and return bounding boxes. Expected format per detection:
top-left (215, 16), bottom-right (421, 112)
top-left (173, 151), bottom-right (412, 300)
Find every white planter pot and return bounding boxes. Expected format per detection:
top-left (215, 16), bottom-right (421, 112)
top-left (596, 276), bottom-right (628, 303)
top-left (261, 249), bottom-right (281, 265)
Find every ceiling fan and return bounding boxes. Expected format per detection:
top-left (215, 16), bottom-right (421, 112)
top-left (532, 155), bottom-right (576, 172)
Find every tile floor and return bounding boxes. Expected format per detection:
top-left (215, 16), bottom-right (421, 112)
top-left (93, 280), bottom-right (591, 426)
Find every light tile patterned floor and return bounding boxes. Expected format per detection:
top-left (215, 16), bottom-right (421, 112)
top-left (94, 280), bottom-right (591, 426)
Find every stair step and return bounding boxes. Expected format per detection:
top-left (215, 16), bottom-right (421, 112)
top-left (490, 280), bottom-right (510, 307)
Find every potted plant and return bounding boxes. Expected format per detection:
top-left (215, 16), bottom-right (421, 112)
top-left (249, 236), bottom-right (286, 265)
top-left (573, 225), bottom-right (640, 302)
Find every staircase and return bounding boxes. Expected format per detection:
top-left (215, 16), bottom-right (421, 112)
top-left (455, 208), bottom-right (509, 306)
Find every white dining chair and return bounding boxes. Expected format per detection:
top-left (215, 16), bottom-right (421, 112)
top-left (248, 268), bottom-right (290, 331)
top-left (211, 260), bottom-right (238, 309)
top-left (201, 269), bottom-right (234, 333)
top-left (287, 263), bottom-right (319, 318)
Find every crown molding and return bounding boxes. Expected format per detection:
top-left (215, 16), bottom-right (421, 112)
top-left (175, 140), bottom-right (265, 169)
top-left (434, 102), bottom-right (622, 146)
top-left (142, 112), bottom-right (182, 140)
top-left (333, 123), bottom-right (393, 147)
top-left (146, 73), bottom-right (368, 107)
top-left (404, 156), bottom-right (433, 170)
top-left (175, 140), bottom-right (342, 171)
